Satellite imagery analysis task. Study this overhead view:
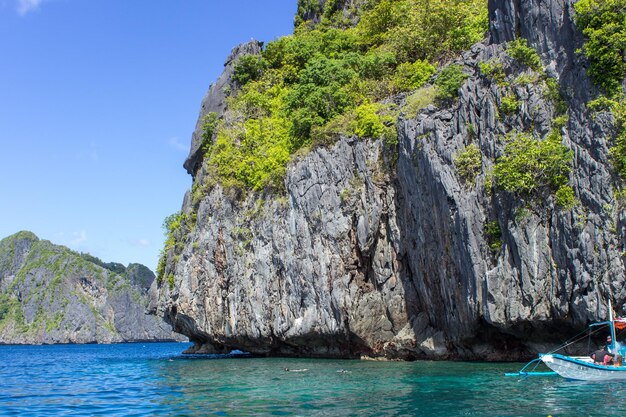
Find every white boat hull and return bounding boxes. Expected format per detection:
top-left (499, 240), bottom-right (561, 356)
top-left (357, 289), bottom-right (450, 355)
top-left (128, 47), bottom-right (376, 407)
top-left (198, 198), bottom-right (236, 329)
top-left (541, 354), bottom-right (626, 381)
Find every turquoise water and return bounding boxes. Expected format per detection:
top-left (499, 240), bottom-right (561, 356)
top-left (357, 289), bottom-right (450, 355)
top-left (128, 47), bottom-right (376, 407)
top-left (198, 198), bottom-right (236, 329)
top-left (0, 343), bottom-right (624, 416)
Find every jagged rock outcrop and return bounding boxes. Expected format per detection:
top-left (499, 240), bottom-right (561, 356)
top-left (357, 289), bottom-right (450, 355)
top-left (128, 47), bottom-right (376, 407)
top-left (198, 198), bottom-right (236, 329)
top-left (157, 0), bottom-right (626, 360)
top-left (295, 0), bottom-right (363, 26)
top-left (0, 231), bottom-right (184, 344)
top-left (184, 40), bottom-right (263, 176)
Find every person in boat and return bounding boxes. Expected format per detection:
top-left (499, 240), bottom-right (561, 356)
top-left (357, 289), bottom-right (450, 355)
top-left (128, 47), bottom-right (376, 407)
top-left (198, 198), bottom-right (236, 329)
top-left (591, 348), bottom-right (614, 365)
top-left (606, 335), bottom-right (614, 352)
top-left (606, 335), bottom-right (624, 366)
top-left (591, 336), bottom-right (616, 365)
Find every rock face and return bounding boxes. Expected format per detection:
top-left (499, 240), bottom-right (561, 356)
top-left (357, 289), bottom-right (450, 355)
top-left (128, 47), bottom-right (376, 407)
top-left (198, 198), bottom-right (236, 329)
top-left (184, 40), bottom-right (263, 176)
top-left (0, 231), bottom-right (184, 344)
top-left (295, 0), bottom-right (362, 26)
top-left (156, 0), bottom-right (626, 359)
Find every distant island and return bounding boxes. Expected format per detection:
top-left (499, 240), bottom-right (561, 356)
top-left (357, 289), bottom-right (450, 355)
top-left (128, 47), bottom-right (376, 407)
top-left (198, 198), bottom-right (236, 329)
top-left (0, 231), bottom-right (184, 344)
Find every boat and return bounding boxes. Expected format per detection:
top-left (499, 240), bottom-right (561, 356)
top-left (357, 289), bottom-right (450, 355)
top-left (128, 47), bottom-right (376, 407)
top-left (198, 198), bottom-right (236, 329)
top-left (507, 300), bottom-right (626, 381)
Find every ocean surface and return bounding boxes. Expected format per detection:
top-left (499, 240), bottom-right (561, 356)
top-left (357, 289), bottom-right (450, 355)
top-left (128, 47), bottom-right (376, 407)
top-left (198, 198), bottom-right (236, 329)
top-left (0, 342), bottom-right (624, 416)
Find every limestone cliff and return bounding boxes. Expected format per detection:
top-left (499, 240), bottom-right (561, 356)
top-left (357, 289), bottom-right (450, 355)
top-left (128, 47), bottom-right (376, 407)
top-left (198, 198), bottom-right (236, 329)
top-left (0, 231), bottom-right (183, 344)
top-left (156, 0), bottom-right (626, 359)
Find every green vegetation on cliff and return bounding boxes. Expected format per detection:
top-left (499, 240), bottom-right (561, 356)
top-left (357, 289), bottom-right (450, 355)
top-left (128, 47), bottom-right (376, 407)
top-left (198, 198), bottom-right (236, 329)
top-left (202, 0), bottom-right (488, 192)
top-left (507, 38), bottom-right (543, 74)
top-left (574, 0), bottom-right (626, 97)
top-left (607, 102), bottom-right (626, 178)
top-left (493, 129), bottom-right (575, 208)
top-left (574, 0), bottom-right (626, 180)
top-left (454, 143), bottom-right (482, 186)
top-left (157, 212), bottom-right (188, 285)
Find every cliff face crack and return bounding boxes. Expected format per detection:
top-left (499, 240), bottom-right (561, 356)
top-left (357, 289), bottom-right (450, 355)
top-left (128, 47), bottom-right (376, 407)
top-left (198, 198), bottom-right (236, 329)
top-left (296, 180), bottom-right (320, 199)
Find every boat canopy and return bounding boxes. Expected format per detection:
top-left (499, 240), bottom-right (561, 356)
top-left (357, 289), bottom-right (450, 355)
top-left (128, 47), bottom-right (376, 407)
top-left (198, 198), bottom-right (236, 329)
top-left (615, 318), bottom-right (626, 331)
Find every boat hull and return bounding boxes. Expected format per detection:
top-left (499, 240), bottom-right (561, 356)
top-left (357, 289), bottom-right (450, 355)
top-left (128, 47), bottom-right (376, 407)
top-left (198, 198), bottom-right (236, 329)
top-left (541, 354), bottom-right (626, 381)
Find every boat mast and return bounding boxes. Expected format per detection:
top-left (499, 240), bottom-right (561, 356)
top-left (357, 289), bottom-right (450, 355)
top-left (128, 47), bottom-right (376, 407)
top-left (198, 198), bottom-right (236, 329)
top-left (609, 299), bottom-right (616, 352)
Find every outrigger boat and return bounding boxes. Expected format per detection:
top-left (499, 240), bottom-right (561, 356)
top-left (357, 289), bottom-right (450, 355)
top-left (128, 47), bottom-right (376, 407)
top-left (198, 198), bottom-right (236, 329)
top-left (507, 301), bottom-right (626, 381)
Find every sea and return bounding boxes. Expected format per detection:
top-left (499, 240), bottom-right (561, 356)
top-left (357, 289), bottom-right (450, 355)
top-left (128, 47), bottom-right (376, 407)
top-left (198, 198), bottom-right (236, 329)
top-left (0, 342), bottom-right (623, 416)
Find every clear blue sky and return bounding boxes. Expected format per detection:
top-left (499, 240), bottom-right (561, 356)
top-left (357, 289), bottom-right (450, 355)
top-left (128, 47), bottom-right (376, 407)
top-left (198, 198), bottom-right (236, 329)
top-left (0, 0), bottom-right (297, 270)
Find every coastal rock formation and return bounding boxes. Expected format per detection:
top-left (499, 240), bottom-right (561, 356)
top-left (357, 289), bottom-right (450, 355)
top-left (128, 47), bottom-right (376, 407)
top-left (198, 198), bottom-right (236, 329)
top-left (156, 0), bottom-right (626, 359)
top-left (184, 40), bottom-right (263, 176)
top-left (0, 231), bottom-right (184, 344)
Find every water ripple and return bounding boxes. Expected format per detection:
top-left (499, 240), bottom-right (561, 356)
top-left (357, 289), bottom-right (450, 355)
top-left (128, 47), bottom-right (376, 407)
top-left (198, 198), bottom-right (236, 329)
top-left (1, 344), bottom-right (625, 416)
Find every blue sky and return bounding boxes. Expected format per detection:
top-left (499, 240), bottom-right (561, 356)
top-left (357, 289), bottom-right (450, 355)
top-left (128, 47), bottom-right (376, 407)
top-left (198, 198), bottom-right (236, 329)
top-left (0, 0), bottom-right (296, 270)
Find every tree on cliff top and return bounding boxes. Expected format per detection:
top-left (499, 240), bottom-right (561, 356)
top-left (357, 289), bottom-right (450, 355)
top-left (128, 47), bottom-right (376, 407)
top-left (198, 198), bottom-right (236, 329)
top-left (203, 0), bottom-right (488, 193)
